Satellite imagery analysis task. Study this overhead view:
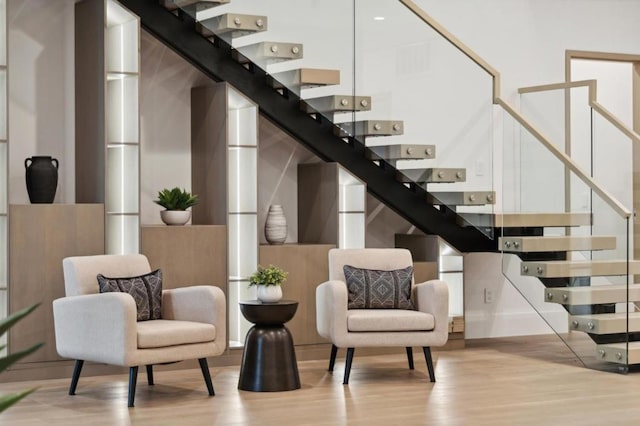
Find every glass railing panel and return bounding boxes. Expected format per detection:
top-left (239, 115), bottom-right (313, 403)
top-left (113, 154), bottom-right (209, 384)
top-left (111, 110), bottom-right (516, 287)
top-left (502, 105), bottom-right (631, 373)
top-left (355, 0), bottom-right (495, 238)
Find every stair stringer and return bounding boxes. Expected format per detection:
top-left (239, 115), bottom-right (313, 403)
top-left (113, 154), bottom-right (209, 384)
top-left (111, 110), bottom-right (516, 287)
top-left (118, 0), bottom-right (496, 252)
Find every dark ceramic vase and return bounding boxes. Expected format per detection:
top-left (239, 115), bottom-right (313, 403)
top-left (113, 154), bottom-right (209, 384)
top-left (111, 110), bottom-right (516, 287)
top-left (25, 156), bottom-right (59, 203)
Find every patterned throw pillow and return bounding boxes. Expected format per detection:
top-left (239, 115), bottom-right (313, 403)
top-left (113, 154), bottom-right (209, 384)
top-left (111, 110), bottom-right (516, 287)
top-left (97, 269), bottom-right (163, 321)
top-left (343, 265), bottom-right (414, 310)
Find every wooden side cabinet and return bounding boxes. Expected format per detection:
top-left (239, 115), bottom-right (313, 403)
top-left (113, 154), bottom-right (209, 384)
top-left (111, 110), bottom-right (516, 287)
top-left (259, 243), bottom-right (334, 345)
top-left (9, 204), bottom-right (104, 363)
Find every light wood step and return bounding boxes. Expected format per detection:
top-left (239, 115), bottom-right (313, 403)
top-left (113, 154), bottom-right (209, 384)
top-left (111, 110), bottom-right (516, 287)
top-left (301, 95), bottom-right (371, 114)
top-left (569, 312), bottom-right (640, 334)
top-left (335, 120), bottom-right (403, 137)
top-left (596, 342), bottom-right (640, 364)
top-left (457, 212), bottom-right (592, 228)
top-left (233, 42), bottom-right (303, 64)
top-left (545, 284), bottom-right (640, 305)
top-left (366, 144), bottom-right (435, 161)
top-left (267, 68), bottom-right (340, 90)
top-left (398, 168), bottom-right (466, 184)
top-left (161, 0), bottom-right (229, 12)
top-left (500, 236), bottom-right (616, 253)
top-left (427, 191), bottom-right (495, 206)
top-left (196, 14), bottom-right (267, 38)
top-left (521, 260), bottom-right (640, 278)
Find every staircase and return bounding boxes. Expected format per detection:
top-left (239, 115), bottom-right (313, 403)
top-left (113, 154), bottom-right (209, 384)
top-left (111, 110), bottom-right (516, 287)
top-left (120, 0), bottom-right (638, 372)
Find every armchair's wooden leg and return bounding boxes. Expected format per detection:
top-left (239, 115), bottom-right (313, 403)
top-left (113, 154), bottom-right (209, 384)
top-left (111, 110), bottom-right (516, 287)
top-left (406, 347), bottom-right (414, 370)
top-left (343, 348), bottom-right (355, 385)
top-left (328, 344), bottom-right (338, 372)
top-left (69, 360), bottom-right (84, 395)
top-left (198, 358), bottom-right (215, 396)
top-left (128, 366), bottom-right (139, 407)
top-left (146, 365), bottom-right (154, 386)
top-left (423, 346), bottom-right (436, 383)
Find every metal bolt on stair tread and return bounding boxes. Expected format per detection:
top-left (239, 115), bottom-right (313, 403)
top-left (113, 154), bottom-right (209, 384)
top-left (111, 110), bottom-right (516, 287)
top-left (616, 352), bottom-right (623, 360)
top-left (487, 194), bottom-right (494, 202)
top-left (437, 171), bottom-right (444, 178)
top-left (270, 45), bottom-right (278, 53)
top-left (523, 266), bottom-right (529, 273)
top-left (546, 292), bottom-right (552, 300)
top-left (374, 123), bottom-right (381, 130)
top-left (587, 322), bottom-right (595, 330)
top-left (513, 241), bottom-right (519, 248)
top-left (504, 241), bottom-right (511, 248)
top-left (456, 171), bottom-right (463, 179)
top-left (234, 17), bottom-right (241, 25)
top-left (599, 349), bottom-right (606, 357)
top-left (406, 147), bottom-right (413, 155)
top-left (426, 148), bottom-right (433, 156)
top-left (536, 266), bottom-right (543, 274)
top-left (468, 194), bottom-right (476, 202)
top-left (571, 320), bottom-right (579, 328)
top-left (340, 98), bottom-right (349, 106)
top-left (291, 46), bottom-right (300, 54)
top-left (360, 99), bottom-right (368, 107)
top-left (562, 294), bottom-right (568, 302)
top-left (392, 123), bottom-right (400, 131)
top-left (256, 19), bottom-right (264, 27)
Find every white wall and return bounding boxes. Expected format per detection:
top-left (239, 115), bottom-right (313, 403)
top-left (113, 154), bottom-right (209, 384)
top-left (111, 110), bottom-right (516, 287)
top-left (8, 0), bottom-right (76, 204)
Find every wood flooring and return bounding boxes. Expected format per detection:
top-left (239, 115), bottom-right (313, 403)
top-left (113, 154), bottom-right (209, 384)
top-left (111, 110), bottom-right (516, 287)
top-left (3, 336), bottom-right (640, 425)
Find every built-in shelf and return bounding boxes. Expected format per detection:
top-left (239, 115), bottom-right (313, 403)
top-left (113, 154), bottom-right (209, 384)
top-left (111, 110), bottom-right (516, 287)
top-left (76, 0), bottom-right (140, 255)
top-left (192, 82), bottom-right (259, 347)
top-left (298, 162), bottom-right (366, 248)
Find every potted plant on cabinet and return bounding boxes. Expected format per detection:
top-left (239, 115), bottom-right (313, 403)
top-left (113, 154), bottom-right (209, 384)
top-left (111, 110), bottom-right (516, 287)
top-left (154, 187), bottom-right (199, 226)
top-left (249, 264), bottom-right (288, 303)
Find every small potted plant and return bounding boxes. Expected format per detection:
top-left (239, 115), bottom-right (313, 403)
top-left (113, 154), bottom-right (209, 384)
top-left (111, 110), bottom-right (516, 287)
top-left (249, 264), bottom-right (288, 303)
top-left (154, 187), bottom-right (199, 226)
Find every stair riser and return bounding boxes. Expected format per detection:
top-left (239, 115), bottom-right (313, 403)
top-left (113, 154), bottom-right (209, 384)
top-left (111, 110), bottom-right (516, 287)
top-left (197, 14), bottom-right (268, 38)
top-left (522, 261), bottom-right (640, 278)
top-left (458, 213), bottom-right (592, 228)
top-left (546, 285), bottom-right (640, 305)
top-left (500, 236), bottom-right (616, 253)
top-left (570, 316), bottom-right (640, 334)
top-left (301, 96), bottom-right (371, 114)
top-left (335, 120), bottom-right (403, 137)
top-left (596, 344), bottom-right (640, 364)
top-left (367, 144), bottom-right (435, 161)
top-left (161, 0), bottom-right (229, 12)
top-left (235, 42), bottom-right (303, 64)
top-left (398, 168), bottom-right (465, 184)
top-left (428, 191), bottom-right (495, 206)
top-left (267, 69), bottom-right (340, 90)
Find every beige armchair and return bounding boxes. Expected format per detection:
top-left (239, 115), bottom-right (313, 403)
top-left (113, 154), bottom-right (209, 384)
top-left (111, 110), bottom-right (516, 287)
top-left (53, 254), bottom-right (226, 407)
top-left (316, 248), bottom-right (449, 384)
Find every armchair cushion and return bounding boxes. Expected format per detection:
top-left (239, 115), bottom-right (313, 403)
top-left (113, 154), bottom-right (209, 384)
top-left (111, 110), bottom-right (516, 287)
top-left (347, 309), bottom-right (434, 332)
top-left (136, 320), bottom-right (216, 349)
top-left (344, 265), bottom-right (414, 310)
top-left (98, 269), bottom-right (163, 321)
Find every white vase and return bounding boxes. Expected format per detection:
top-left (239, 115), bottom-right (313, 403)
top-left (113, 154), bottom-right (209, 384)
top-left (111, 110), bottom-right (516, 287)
top-left (264, 204), bottom-right (287, 245)
top-left (257, 285), bottom-right (283, 303)
top-left (160, 210), bottom-right (191, 226)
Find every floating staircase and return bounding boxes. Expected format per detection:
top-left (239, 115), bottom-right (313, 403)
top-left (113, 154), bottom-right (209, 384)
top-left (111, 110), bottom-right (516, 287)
top-left (122, 0), bottom-right (636, 372)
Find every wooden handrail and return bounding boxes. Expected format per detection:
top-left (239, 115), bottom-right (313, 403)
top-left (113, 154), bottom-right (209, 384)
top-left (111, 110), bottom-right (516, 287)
top-left (497, 98), bottom-right (631, 218)
top-left (398, 0), bottom-right (632, 219)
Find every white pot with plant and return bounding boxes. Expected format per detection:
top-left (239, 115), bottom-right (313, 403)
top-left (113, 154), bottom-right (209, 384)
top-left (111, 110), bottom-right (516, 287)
top-left (249, 264), bottom-right (288, 303)
top-left (154, 187), bottom-right (199, 226)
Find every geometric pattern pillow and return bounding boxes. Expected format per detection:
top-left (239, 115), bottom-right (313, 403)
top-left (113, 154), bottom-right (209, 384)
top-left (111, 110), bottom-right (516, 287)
top-left (97, 269), bottom-right (163, 321)
top-left (343, 265), bottom-right (414, 310)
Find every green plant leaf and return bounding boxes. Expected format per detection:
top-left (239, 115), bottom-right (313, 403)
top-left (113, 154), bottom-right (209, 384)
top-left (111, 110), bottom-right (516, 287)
top-left (0, 388), bottom-right (37, 413)
top-left (0, 303), bottom-right (39, 337)
top-left (0, 342), bottom-right (44, 374)
top-left (153, 187), bottom-right (199, 210)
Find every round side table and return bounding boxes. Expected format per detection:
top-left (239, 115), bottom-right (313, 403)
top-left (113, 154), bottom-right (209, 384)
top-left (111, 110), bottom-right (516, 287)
top-left (238, 300), bottom-right (301, 392)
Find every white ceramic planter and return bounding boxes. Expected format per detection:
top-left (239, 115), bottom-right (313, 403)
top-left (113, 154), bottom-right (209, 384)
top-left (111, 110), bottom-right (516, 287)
top-left (257, 285), bottom-right (283, 303)
top-left (160, 210), bottom-right (191, 226)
